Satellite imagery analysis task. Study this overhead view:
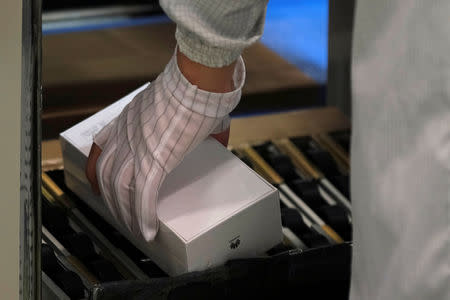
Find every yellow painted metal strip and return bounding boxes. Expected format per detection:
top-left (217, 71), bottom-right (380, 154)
top-left (41, 186), bottom-right (56, 205)
top-left (274, 139), bottom-right (322, 179)
top-left (42, 172), bottom-right (64, 197)
top-left (313, 134), bottom-right (349, 171)
top-left (41, 172), bottom-right (73, 209)
top-left (321, 133), bottom-right (350, 163)
top-left (239, 145), bottom-right (283, 185)
top-left (321, 224), bottom-right (344, 244)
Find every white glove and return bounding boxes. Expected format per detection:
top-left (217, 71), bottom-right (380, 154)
top-left (93, 48), bottom-right (245, 241)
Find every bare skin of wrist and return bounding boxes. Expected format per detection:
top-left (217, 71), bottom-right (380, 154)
top-left (175, 48), bottom-right (231, 153)
top-left (176, 48), bottom-right (236, 93)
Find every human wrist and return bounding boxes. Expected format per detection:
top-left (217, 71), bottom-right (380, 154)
top-left (176, 48), bottom-right (236, 93)
top-left (161, 47), bottom-right (245, 119)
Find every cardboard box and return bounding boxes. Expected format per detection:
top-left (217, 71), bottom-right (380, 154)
top-left (60, 84), bottom-right (282, 276)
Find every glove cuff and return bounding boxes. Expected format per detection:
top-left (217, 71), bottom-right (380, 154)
top-left (161, 46), bottom-right (245, 119)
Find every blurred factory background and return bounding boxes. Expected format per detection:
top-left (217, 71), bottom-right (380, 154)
top-left (41, 0), bottom-right (347, 139)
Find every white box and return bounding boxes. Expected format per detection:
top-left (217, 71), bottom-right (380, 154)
top-left (60, 84), bottom-right (282, 276)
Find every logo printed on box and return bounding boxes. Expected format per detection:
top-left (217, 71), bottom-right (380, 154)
top-left (229, 236), bottom-right (241, 249)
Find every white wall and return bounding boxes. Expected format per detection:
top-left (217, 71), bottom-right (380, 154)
top-left (0, 0), bottom-right (22, 299)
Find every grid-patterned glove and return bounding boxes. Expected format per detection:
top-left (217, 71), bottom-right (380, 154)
top-left (93, 49), bottom-right (245, 241)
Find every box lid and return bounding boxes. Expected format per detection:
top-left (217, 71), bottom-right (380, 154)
top-left (158, 138), bottom-right (275, 242)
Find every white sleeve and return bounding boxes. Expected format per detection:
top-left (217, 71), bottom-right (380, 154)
top-left (159, 0), bottom-right (268, 67)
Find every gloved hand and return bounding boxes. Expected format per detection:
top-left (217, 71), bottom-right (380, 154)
top-left (85, 48), bottom-right (245, 241)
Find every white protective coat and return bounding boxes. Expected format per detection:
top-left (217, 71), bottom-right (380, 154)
top-left (350, 0), bottom-right (449, 299)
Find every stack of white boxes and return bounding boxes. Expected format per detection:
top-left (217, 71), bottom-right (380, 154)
top-left (60, 84), bottom-right (282, 276)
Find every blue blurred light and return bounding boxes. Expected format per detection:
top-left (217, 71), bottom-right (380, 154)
top-left (43, 15), bottom-right (171, 35)
top-left (261, 0), bottom-right (328, 83)
top-left (43, 0), bottom-right (328, 82)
